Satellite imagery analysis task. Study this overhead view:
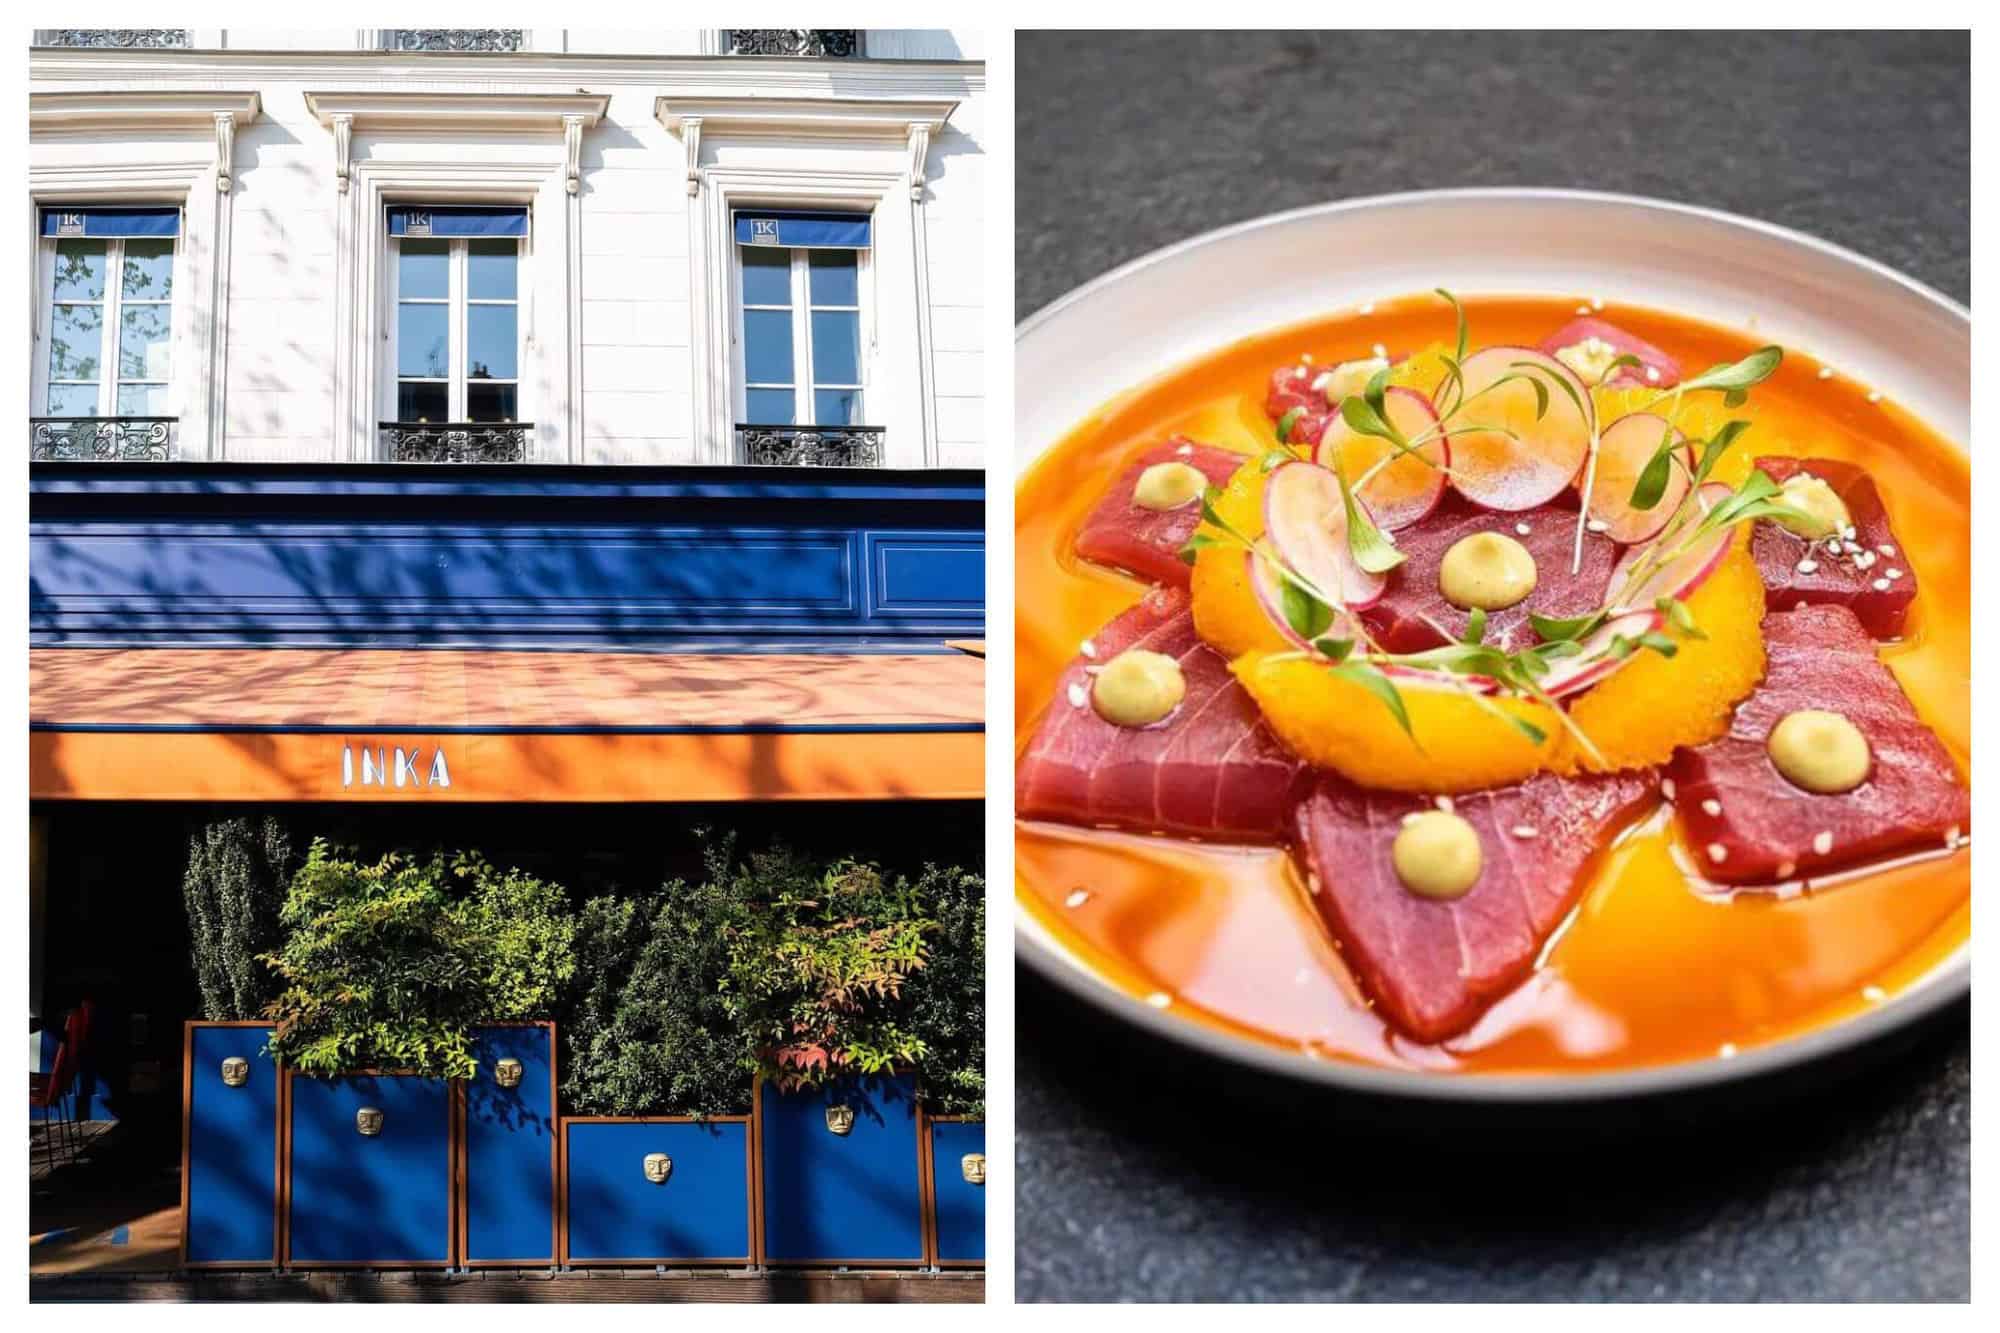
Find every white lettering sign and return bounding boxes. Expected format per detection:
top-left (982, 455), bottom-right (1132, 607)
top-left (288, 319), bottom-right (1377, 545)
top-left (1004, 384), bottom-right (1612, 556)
top-left (341, 743), bottom-right (452, 791)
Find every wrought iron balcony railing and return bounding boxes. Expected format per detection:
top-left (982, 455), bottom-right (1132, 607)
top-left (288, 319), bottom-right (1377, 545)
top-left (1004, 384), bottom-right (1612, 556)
top-left (38, 29), bottom-right (191, 48)
top-left (31, 416), bottom-right (178, 462)
top-left (725, 30), bottom-right (861, 58)
top-left (381, 421), bottom-right (530, 463)
top-left (739, 424), bottom-right (885, 468)
top-left (388, 29), bottom-right (525, 52)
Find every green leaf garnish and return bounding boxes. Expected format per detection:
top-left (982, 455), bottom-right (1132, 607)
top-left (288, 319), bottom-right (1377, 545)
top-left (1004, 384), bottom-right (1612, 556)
top-left (1177, 532), bottom-right (1220, 565)
top-left (1680, 345), bottom-right (1783, 396)
top-left (1281, 579), bottom-right (1335, 642)
top-left (1312, 636), bottom-right (1354, 663)
top-left (1258, 448), bottom-right (1294, 474)
top-left (1639, 631), bottom-right (1680, 658)
top-left (1333, 462), bottom-right (1408, 575)
top-left (1629, 445), bottom-right (1676, 511)
top-left (1654, 595), bottom-right (1705, 640)
top-left (1276, 406), bottom-right (1305, 444)
top-left (1529, 609), bottom-right (1606, 643)
top-left (1463, 607), bottom-right (1488, 645)
top-left (1330, 661), bottom-right (1413, 740)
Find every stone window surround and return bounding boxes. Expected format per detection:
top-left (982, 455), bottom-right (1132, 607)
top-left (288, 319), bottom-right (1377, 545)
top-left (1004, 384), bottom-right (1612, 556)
top-left (28, 90), bottom-right (261, 460)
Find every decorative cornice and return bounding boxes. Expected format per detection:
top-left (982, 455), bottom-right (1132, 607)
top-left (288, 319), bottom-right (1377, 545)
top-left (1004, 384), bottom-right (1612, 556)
top-left (656, 95), bottom-right (955, 141)
top-left (907, 123), bottom-right (933, 202)
top-left (29, 89), bottom-right (261, 134)
top-left (304, 90), bottom-right (611, 134)
top-left (213, 111), bottom-right (237, 192)
top-left (330, 113), bottom-right (353, 193)
top-left (677, 116), bottom-right (703, 196)
top-left (562, 114), bottom-right (587, 195)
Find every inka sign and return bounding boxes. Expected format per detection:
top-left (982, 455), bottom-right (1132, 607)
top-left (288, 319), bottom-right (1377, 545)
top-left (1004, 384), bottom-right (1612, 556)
top-left (341, 742), bottom-right (452, 792)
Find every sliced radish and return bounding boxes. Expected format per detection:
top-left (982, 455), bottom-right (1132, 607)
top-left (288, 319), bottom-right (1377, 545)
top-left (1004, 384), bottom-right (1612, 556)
top-left (1378, 663), bottom-right (1499, 695)
top-left (1448, 346), bottom-right (1595, 512)
top-left (1585, 413), bottom-right (1695, 544)
top-left (1261, 460), bottom-right (1387, 610)
top-left (1248, 546), bottom-right (1352, 651)
top-left (1537, 317), bottom-right (1683, 389)
top-left (1539, 610), bottom-right (1668, 698)
top-left (1605, 492), bottom-right (1739, 611)
top-left (1315, 386), bottom-right (1448, 530)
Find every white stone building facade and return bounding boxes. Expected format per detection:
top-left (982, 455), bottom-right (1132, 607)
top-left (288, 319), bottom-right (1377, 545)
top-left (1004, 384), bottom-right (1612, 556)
top-left (28, 29), bottom-right (986, 469)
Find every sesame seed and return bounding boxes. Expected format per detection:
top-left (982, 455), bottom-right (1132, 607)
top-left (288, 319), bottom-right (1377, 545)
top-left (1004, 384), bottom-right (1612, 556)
top-left (1067, 683), bottom-right (1088, 708)
top-left (1945, 826), bottom-right (1961, 849)
top-left (1855, 550), bottom-right (1876, 569)
top-left (1307, 872), bottom-right (1323, 895)
top-left (1706, 843), bottom-right (1727, 864)
top-left (1878, 543), bottom-right (1896, 557)
top-left (1871, 578), bottom-right (1890, 592)
top-left (1064, 889), bottom-right (1090, 909)
top-left (1886, 567), bottom-right (1903, 580)
top-left (1576, 305), bottom-right (1591, 316)
top-left (1719, 1043), bottom-right (1739, 1059)
top-left (1175, 442), bottom-right (1194, 457)
top-left (1515, 522), bottom-right (1532, 536)
top-left (1371, 342), bottom-right (1387, 360)
top-left (1661, 778), bottom-right (1677, 801)
top-left (1590, 296), bottom-right (1605, 311)
top-left (1812, 831), bottom-right (1833, 855)
top-left (1511, 825), bottom-right (1538, 839)
top-left (1863, 985), bottom-right (1886, 1003)
top-left (1776, 861), bottom-right (1796, 879)
top-left (1080, 638), bottom-right (1097, 659)
top-left (1824, 540), bottom-right (1843, 556)
top-left (1841, 524), bottom-right (1857, 540)
top-left (1587, 519), bottom-right (1610, 533)
top-left (1400, 812), bottom-right (1421, 827)
top-left (1145, 992), bottom-right (1171, 1009)
top-left (1701, 799), bottom-right (1722, 816)
top-left (1866, 390), bottom-right (1883, 403)
top-left (1816, 366), bottom-right (1834, 380)
top-left (1645, 366), bottom-right (1661, 383)
top-left (1300, 353), bottom-right (1315, 366)
top-left (1358, 301), bottom-right (1376, 316)
top-left (1796, 559), bottom-right (1818, 575)
top-left (1434, 794), bottom-right (1455, 813)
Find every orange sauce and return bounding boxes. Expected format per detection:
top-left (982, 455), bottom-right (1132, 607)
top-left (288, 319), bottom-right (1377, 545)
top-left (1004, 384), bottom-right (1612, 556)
top-left (1016, 293), bottom-right (1971, 1074)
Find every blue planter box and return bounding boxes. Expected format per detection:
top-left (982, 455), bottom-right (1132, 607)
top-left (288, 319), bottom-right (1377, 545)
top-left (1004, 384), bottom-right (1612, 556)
top-left (462, 1025), bottom-right (558, 1266)
top-left (928, 1119), bottom-right (986, 1265)
top-left (562, 1118), bottom-right (753, 1265)
top-left (286, 1072), bottom-right (452, 1267)
top-left (180, 1022), bottom-right (280, 1267)
top-left (758, 1075), bottom-right (925, 1266)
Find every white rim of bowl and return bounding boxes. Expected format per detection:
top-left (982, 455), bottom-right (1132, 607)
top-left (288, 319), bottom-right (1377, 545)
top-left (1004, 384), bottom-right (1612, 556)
top-left (1014, 186), bottom-right (1970, 1103)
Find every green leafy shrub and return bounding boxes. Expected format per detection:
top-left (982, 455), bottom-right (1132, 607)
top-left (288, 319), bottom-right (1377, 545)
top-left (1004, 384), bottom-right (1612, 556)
top-left (904, 864), bottom-right (985, 1116)
top-left (720, 840), bottom-right (935, 1092)
top-left (261, 841), bottom-right (574, 1079)
top-left (560, 872), bottom-right (748, 1118)
top-left (182, 816), bottom-right (296, 1022)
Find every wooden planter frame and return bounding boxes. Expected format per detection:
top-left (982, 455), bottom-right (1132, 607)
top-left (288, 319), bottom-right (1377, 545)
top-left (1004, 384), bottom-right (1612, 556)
top-left (280, 1065), bottom-right (458, 1270)
top-left (751, 1072), bottom-right (935, 1270)
top-left (177, 1020), bottom-right (285, 1270)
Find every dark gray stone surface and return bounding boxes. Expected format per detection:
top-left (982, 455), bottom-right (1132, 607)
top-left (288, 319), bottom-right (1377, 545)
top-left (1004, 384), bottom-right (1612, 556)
top-left (1014, 29), bottom-right (1969, 1303)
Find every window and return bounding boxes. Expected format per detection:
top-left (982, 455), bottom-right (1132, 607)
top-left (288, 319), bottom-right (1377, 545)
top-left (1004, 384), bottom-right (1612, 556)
top-left (735, 211), bottom-right (870, 427)
top-left (387, 207), bottom-right (524, 425)
top-left (37, 207), bottom-right (179, 418)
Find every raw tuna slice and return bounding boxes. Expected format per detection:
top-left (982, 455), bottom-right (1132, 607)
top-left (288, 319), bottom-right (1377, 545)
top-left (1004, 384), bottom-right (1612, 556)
top-left (1749, 456), bottom-right (1918, 639)
top-left (1073, 438), bottom-right (1249, 588)
top-left (1537, 316), bottom-right (1682, 388)
top-left (1293, 768), bottom-right (1657, 1044)
top-left (1265, 364), bottom-right (1335, 449)
top-left (1016, 587), bottom-right (1309, 842)
top-left (1665, 604), bottom-right (1967, 886)
top-left (1357, 492), bottom-right (1620, 652)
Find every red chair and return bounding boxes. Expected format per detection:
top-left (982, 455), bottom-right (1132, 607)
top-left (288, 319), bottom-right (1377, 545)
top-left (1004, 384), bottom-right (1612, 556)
top-left (29, 1028), bottom-right (78, 1178)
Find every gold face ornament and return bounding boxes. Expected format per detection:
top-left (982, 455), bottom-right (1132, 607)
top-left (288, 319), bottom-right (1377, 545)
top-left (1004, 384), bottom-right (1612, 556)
top-left (219, 1057), bottom-right (250, 1088)
top-left (961, 1153), bottom-right (987, 1186)
top-left (824, 1104), bottom-right (856, 1136)
top-left (642, 1152), bottom-right (673, 1184)
top-left (355, 1106), bottom-right (384, 1137)
top-left (493, 1058), bottom-right (524, 1089)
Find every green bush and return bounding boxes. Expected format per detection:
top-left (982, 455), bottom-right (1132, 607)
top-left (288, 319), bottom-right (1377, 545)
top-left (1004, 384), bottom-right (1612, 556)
top-left (182, 816), bottom-right (296, 1022)
top-left (260, 841), bottom-right (575, 1079)
top-left (905, 864), bottom-right (985, 1116)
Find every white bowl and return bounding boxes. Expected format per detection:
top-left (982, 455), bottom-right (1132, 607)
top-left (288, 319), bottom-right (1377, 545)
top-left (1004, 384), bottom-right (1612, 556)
top-left (1015, 188), bottom-right (1969, 1102)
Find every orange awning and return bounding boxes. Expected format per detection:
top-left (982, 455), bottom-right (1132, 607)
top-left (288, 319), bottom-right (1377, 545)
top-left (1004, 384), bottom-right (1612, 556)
top-left (30, 648), bottom-right (984, 802)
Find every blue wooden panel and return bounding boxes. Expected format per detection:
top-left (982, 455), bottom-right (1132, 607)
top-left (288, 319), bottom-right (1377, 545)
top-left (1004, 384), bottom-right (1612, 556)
top-left (759, 1075), bottom-right (924, 1264)
top-left (184, 1025), bottom-right (278, 1265)
top-left (929, 1121), bottom-right (986, 1263)
top-left (564, 1121), bottom-right (752, 1263)
top-left (29, 463), bottom-right (985, 649)
top-left (288, 1073), bottom-right (451, 1265)
top-left (463, 1027), bottom-right (557, 1264)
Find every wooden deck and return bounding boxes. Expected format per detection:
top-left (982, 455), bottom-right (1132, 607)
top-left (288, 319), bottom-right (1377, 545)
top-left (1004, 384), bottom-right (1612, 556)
top-left (31, 1269), bottom-right (985, 1303)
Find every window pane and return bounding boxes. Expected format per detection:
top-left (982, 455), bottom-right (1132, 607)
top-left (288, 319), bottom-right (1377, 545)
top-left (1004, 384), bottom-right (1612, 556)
top-left (746, 388), bottom-right (795, 424)
top-left (813, 389), bottom-right (862, 427)
top-left (467, 239), bottom-right (518, 300)
top-left (121, 239), bottom-right (175, 301)
top-left (743, 309), bottom-right (795, 384)
top-left (740, 247), bottom-right (791, 306)
top-left (810, 310), bottom-right (861, 385)
top-left (466, 382), bottom-right (519, 422)
top-left (119, 303), bottom-right (173, 381)
top-left (52, 239), bottom-right (107, 301)
top-left (397, 380), bottom-right (449, 423)
top-left (45, 382), bottom-right (98, 416)
top-left (808, 249), bottom-right (859, 306)
top-left (397, 303), bottom-right (449, 378)
top-left (397, 239), bottom-right (449, 299)
top-left (116, 383), bottom-right (170, 416)
top-left (47, 304), bottom-right (104, 383)
top-left (467, 305), bottom-right (518, 380)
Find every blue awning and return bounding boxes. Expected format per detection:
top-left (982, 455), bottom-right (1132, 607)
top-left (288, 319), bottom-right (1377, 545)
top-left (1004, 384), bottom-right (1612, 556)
top-left (40, 207), bottom-right (181, 239)
top-left (733, 210), bottom-right (872, 249)
top-left (387, 206), bottom-right (529, 238)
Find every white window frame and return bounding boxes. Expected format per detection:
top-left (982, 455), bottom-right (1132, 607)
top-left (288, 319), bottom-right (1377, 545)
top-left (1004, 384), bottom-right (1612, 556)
top-left (732, 239), bottom-right (872, 428)
top-left (33, 226), bottom-right (183, 418)
top-left (386, 229), bottom-right (528, 425)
